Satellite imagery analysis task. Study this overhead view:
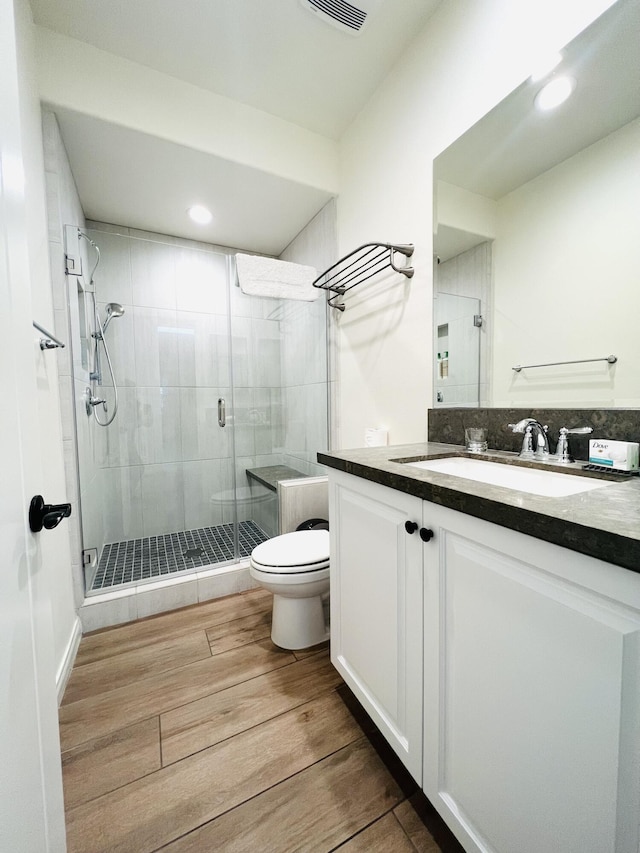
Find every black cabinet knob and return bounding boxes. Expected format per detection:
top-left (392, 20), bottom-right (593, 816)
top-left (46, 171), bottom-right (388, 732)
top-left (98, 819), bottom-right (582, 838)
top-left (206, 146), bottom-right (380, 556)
top-left (404, 520), bottom-right (418, 534)
top-left (419, 527), bottom-right (434, 542)
top-left (29, 495), bottom-right (72, 533)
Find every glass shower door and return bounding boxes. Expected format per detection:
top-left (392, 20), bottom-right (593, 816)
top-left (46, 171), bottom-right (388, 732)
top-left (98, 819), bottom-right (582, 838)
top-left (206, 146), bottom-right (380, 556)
top-left (434, 292), bottom-right (481, 406)
top-left (69, 227), bottom-right (242, 592)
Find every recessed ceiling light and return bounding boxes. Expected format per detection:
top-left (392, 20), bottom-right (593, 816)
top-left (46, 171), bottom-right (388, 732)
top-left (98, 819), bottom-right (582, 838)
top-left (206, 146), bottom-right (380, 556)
top-left (530, 52), bottom-right (563, 82)
top-left (187, 205), bottom-right (213, 225)
top-left (535, 76), bottom-right (576, 111)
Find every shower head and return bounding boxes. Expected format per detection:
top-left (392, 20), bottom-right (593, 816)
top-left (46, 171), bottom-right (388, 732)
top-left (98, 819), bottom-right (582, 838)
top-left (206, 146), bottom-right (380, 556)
top-left (102, 302), bottom-right (125, 333)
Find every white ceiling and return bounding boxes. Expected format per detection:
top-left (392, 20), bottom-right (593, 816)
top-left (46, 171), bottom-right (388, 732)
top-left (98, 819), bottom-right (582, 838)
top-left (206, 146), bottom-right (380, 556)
top-left (434, 0), bottom-right (640, 261)
top-left (32, 0), bottom-right (441, 253)
top-left (31, 0), bottom-right (440, 139)
top-left (435, 0), bottom-right (640, 200)
top-left (54, 108), bottom-right (334, 255)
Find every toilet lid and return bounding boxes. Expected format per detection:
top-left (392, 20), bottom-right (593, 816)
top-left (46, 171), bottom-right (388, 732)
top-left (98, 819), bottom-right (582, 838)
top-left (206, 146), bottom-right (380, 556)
top-left (251, 530), bottom-right (329, 573)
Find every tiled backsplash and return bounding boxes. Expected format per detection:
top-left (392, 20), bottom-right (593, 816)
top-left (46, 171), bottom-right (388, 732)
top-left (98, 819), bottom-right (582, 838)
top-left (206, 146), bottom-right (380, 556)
top-left (428, 408), bottom-right (640, 461)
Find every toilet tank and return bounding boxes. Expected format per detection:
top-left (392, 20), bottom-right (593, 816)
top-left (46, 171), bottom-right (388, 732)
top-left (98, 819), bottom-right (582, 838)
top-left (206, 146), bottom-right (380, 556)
top-left (277, 477), bottom-right (328, 534)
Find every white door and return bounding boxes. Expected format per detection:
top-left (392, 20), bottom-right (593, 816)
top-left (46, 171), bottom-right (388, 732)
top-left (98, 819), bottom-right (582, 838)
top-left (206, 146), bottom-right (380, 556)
top-left (423, 504), bottom-right (640, 853)
top-left (329, 470), bottom-right (424, 781)
top-left (0, 0), bottom-right (66, 849)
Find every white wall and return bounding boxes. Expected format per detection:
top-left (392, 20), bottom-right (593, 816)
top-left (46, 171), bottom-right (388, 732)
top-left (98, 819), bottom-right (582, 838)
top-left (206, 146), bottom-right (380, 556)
top-left (34, 26), bottom-right (338, 195)
top-left (279, 199), bottom-right (336, 464)
top-left (491, 117), bottom-right (640, 406)
top-left (14, 0), bottom-right (79, 692)
top-left (336, 0), bottom-right (617, 448)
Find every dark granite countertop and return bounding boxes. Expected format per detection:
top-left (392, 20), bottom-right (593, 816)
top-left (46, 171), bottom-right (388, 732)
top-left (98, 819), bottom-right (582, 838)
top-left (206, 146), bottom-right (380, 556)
top-left (318, 442), bottom-right (640, 574)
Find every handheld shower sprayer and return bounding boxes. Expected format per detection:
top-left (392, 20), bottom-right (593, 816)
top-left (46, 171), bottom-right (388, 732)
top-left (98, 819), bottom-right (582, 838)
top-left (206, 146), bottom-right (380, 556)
top-left (102, 302), bottom-right (125, 334)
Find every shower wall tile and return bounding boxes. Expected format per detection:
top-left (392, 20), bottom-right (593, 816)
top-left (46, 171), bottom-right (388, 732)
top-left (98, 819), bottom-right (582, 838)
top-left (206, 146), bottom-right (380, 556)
top-left (183, 458), bottom-right (233, 529)
top-left (136, 386), bottom-right (182, 465)
top-left (175, 249), bottom-right (228, 315)
top-left (53, 307), bottom-right (72, 378)
top-left (128, 227), bottom-right (178, 245)
top-left (87, 229), bottom-right (133, 307)
top-left (252, 387), bottom-right (277, 456)
top-left (252, 319), bottom-right (282, 388)
top-left (305, 382), bottom-right (329, 459)
top-left (74, 378), bottom-right (93, 497)
top-left (130, 237), bottom-right (177, 310)
top-left (102, 466), bottom-right (144, 543)
top-left (49, 242), bottom-right (67, 311)
top-left (230, 386), bottom-right (256, 459)
top-left (104, 387), bottom-right (139, 467)
top-left (180, 387), bottom-right (232, 461)
top-left (229, 278), bottom-right (255, 319)
top-left (279, 198), bottom-right (337, 273)
top-left (230, 315), bottom-right (251, 387)
top-left (96, 301), bottom-right (136, 387)
top-left (176, 311), bottom-right (230, 388)
top-left (140, 462), bottom-right (185, 538)
top-left (133, 306), bottom-right (180, 387)
top-left (283, 385), bottom-right (306, 455)
top-left (268, 386), bottom-right (285, 449)
top-left (42, 111), bottom-right (59, 173)
top-left (254, 453), bottom-right (284, 468)
top-left (58, 380), bottom-right (75, 443)
top-left (45, 171), bottom-right (62, 244)
top-left (86, 221), bottom-right (131, 237)
top-left (81, 467), bottom-right (105, 558)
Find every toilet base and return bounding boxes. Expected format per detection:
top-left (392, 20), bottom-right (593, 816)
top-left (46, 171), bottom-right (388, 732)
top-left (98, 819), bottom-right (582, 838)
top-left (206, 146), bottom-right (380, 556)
top-left (271, 593), bottom-right (329, 650)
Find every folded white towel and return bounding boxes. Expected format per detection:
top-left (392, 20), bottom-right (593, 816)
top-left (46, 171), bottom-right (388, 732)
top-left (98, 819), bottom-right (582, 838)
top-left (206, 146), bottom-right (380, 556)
top-left (236, 254), bottom-right (320, 301)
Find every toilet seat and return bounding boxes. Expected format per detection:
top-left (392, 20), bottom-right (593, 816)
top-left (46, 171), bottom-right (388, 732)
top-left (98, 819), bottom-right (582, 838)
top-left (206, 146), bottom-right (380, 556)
top-left (250, 530), bottom-right (329, 574)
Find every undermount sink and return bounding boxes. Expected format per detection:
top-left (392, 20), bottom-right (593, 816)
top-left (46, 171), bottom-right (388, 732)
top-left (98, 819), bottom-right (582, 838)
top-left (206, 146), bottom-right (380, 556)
top-left (403, 456), bottom-right (612, 497)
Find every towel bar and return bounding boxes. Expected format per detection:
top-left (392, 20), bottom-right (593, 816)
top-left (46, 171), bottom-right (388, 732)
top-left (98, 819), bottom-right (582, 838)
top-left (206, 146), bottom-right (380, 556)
top-left (33, 321), bottom-right (65, 350)
top-left (313, 242), bottom-right (414, 311)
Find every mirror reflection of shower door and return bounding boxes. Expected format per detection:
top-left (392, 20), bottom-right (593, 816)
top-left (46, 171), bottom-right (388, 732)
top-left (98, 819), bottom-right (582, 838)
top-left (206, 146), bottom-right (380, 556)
top-left (434, 292), bottom-right (481, 407)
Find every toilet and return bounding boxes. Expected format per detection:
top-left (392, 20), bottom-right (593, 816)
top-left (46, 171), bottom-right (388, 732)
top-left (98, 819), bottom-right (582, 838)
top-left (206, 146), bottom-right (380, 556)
top-left (249, 528), bottom-right (330, 650)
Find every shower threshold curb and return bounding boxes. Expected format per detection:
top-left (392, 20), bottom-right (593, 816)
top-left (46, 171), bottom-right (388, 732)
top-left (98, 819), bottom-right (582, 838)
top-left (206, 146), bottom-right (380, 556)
top-left (78, 560), bottom-right (257, 633)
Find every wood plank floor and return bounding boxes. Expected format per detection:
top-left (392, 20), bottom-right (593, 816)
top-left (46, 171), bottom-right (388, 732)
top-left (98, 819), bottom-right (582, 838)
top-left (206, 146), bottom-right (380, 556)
top-left (60, 588), bottom-right (444, 852)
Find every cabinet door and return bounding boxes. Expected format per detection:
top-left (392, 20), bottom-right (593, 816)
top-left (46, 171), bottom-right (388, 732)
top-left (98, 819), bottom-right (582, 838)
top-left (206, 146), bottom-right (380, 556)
top-left (423, 504), bottom-right (640, 853)
top-left (329, 470), bottom-right (423, 781)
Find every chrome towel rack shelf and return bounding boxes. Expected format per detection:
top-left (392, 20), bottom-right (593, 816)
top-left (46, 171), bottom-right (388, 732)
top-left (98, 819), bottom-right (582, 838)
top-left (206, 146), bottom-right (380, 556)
top-left (313, 242), bottom-right (414, 311)
top-left (512, 355), bottom-right (617, 372)
top-left (33, 321), bottom-right (65, 350)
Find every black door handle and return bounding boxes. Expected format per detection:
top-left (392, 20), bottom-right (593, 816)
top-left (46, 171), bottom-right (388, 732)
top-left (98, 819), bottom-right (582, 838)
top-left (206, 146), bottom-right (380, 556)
top-left (419, 527), bottom-right (434, 542)
top-left (29, 495), bottom-right (72, 533)
top-left (404, 520), bottom-right (418, 534)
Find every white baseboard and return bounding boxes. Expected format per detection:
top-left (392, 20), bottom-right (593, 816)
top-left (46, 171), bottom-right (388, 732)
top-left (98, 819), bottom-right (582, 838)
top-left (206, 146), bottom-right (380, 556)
top-left (56, 616), bottom-right (82, 705)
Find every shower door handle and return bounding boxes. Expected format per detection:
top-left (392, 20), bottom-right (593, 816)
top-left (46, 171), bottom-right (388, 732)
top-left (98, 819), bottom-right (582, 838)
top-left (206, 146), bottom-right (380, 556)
top-left (218, 397), bottom-right (226, 427)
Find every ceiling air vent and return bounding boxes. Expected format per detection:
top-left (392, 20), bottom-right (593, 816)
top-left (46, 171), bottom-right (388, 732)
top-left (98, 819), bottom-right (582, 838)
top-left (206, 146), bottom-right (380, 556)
top-left (300, 0), bottom-right (381, 35)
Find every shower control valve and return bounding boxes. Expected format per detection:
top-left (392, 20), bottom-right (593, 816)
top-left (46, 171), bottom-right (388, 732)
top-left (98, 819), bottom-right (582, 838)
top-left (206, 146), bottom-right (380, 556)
top-left (85, 387), bottom-right (107, 415)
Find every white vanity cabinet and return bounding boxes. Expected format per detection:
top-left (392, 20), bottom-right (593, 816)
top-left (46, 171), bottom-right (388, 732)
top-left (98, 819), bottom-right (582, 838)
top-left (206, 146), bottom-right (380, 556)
top-left (328, 469), bottom-right (424, 781)
top-left (329, 468), bottom-right (640, 853)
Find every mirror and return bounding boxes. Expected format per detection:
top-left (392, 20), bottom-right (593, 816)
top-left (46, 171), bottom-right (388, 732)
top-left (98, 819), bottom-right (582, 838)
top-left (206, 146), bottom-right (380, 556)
top-left (433, 0), bottom-right (640, 408)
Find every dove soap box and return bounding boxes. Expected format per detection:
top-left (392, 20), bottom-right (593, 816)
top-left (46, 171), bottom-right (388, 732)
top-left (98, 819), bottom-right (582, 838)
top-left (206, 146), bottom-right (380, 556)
top-left (588, 439), bottom-right (639, 471)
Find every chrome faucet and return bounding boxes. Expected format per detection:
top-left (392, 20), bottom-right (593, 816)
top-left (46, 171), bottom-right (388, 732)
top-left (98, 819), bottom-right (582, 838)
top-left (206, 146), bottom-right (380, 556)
top-left (552, 426), bottom-right (593, 464)
top-left (508, 418), bottom-right (550, 459)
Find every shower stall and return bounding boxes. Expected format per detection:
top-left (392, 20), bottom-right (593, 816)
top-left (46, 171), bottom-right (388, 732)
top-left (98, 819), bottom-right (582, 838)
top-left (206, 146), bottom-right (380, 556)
top-left (67, 222), bottom-right (329, 595)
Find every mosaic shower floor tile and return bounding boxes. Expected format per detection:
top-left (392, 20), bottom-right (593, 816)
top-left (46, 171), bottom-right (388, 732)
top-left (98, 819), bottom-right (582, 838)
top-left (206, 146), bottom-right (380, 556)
top-left (91, 520), bottom-right (268, 591)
